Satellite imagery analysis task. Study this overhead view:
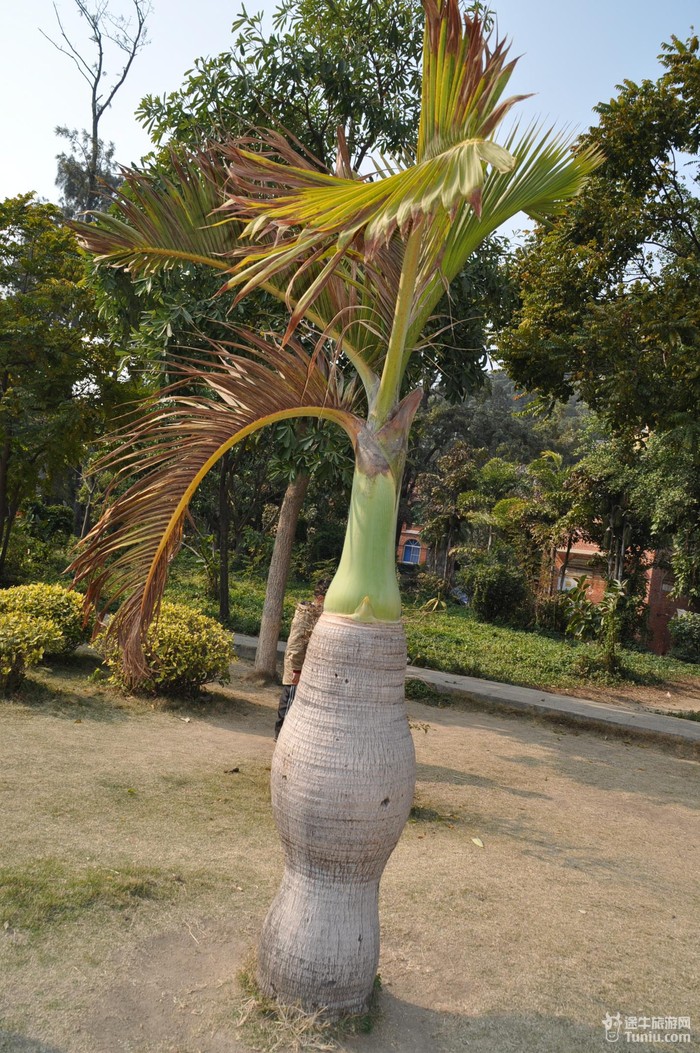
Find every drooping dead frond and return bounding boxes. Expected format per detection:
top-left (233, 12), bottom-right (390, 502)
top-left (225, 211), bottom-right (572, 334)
top-left (70, 332), bottom-right (360, 685)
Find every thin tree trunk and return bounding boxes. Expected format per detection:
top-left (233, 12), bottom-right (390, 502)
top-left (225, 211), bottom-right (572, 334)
top-left (0, 504), bottom-right (18, 584)
top-left (218, 452), bottom-right (231, 624)
top-left (0, 432), bottom-right (12, 583)
top-left (559, 534), bottom-right (573, 592)
top-left (254, 472), bottom-right (310, 679)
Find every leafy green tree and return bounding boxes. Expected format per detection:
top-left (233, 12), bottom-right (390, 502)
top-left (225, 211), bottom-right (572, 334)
top-left (0, 194), bottom-right (119, 580)
top-left (631, 430), bottom-right (700, 606)
top-left (71, 4), bottom-right (598, 1014)
top-left (138, 0), bottom-right (423, 165)
top-left (413, 439), bottom-right (483, 578)
top-left (498, 32), bottom-right (700, 439)
top-left (571, 428), bottom-right (700, 610)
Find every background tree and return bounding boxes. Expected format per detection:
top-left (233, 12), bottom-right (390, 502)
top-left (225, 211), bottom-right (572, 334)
top-left (138, 0), bottom-right (424, 166)
top-left (498, 32), bottom-right (700, 439)
top-left (43, 0), bottom-right (151, 217)
top-left (0, 194), bottom-right (120, 581)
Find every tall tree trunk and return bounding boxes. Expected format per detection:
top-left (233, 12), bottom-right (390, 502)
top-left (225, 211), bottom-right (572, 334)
top-left (558, 534), bottom-right (573, 592)
top-left (218, 452), bottom-right (231, 624)
top-left (254, 472), bottom-right (310, 678)
top-left (0, 432), bottom-right (12, 583)
top-left (258, 395), bottom-right (419, 1016)
top-left (0, 503), bottom-right (18, 584)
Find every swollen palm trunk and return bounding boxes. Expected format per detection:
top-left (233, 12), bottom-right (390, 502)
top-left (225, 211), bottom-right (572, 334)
top-left (258, 612), bottom-right (415, 1015)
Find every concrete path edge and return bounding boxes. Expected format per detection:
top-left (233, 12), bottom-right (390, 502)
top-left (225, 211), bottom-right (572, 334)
top-left (233, 632), bottom-right (700, 756)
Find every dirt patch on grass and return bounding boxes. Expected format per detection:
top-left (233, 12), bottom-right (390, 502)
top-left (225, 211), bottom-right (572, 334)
top-left (1, 659), bottom-right (698, 1052)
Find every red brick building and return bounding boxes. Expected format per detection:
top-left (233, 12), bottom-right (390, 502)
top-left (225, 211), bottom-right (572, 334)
top-left (553, 541), bottom-right (690, 655)
top-left (396, 524), bottom-right (428, 567)
top-left (397, 523), bottom-right (689, 655)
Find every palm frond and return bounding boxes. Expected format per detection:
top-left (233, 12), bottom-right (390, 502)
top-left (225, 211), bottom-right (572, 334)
top-left (76, 151), bottom-right (236, 275)
top-left (419, 3), bottom-right (527, 166)
top-left (74, 146), bottom-right (389, 398)
top-left (213, 7), bottom-right (600, 362)
top-left (69, 332), bottom-right (360, 683)
top-left (407, 123), bottom-right (603, 343)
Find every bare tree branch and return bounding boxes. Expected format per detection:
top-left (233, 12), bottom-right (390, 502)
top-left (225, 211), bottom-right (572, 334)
top-left (44, 0), bottom-right (152, 216)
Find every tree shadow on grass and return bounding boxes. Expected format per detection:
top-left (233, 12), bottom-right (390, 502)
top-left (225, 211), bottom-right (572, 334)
top-left (9, 665), bottom-right (130, 724)
top-left (346, 995), bottom-right (612, 1053)
top-left (7, 654), bottom-right (277, 733)
top-left (0, 1032), bottom-right (66, 1053)
top-left (409, 696), bottom-right (700, 809)
top-left (416, 761), bottom-right (552, 800)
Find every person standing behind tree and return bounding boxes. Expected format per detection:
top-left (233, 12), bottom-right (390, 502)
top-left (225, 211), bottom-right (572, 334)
top-left (274, 581), bottom-right (330, 739)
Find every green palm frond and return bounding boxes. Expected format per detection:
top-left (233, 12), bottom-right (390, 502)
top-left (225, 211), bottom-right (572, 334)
top-left (69, 331), bottom-right (360, 682)
top-left (214, 15), bottom-right (600, 371)
top-left (407, 123), bottom-right (602, 345)
top-left (76, 5), bottom-right (602, 403)
top-left (419, 1), bottom-right (527, 165)
top-left (80, 151), bottom-right (236, 275)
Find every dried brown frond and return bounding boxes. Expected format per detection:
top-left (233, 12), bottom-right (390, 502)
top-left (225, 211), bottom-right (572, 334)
top-left (69, 331), bottom-right (360, 686)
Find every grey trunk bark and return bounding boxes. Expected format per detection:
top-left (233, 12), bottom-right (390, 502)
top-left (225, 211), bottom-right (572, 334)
top-left (254, 473), bottom-right (310, 679)
top-left (258, 613), bottom-right (415, 1015)
top-left (218, 452), bottom-right (230, 624)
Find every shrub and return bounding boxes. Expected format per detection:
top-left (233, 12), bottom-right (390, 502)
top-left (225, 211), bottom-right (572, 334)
top-left (571, 644), bottom-right (627, 683)
top-left (101, 601), bottom-right (235, 697)
top-left (456, 557), bottom-right (530, 626)
top-left (0, 612), bottom-right (63, 694)
top-left (401, 571), bottom-right (450, 607)
top-left (669, 612), bottom-right (700, 664)
top-left (23, 502), bottom-right (74, 541)
top-left (565, 576), bottom-right (627, 674)
top-left (0, 584), bottom-right (88, 656)
top-left (534, 593), bottom-right (569, 634)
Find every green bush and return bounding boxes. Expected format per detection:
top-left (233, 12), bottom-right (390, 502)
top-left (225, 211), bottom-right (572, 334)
top-left (23, 502), bottom-right (74, 541)
top-left (0, 612), bottom-right (63, 694)
top-left (457, 557), bottom-right (530, 626)
top-left (534, 593), bottom-right (569, 634)
top-left (101, 601), bottom-right (235, 697)
top-left (565, 576), bottom-right (627, 674)
top-left (0, 584), bottom-right (88, 656)
top-left (669, 613), bottom-right (700, 664)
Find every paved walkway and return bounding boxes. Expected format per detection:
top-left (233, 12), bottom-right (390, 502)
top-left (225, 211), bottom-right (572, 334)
top-left (233, 632), bottom-right (700, 752)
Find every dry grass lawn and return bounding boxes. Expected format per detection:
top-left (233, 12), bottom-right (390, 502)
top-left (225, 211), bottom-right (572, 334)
top-left (0, 656), bottom-right (698, 1053)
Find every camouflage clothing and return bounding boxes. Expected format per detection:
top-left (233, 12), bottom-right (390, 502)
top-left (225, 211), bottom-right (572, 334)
top-left (282, 599), bottom-right (323, 684)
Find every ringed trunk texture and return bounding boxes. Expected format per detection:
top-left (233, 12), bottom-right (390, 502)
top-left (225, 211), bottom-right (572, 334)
top-left (258, 612), bottom-right (415, 1015)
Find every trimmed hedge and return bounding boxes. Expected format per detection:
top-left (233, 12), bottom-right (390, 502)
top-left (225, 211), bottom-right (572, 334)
top-left (0, 613), bottom-right (62, 694)
top-left (100, 601), bottom-right (235, 697)
top-left (0, 584), bottom-right (88, 656)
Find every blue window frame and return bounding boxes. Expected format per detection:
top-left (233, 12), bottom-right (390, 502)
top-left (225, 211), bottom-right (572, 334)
top-left (402, 539), bottom-right (421, 564)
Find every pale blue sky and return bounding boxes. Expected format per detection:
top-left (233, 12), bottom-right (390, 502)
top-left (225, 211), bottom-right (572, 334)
top-left (1, 0), bottom-right (697, 206)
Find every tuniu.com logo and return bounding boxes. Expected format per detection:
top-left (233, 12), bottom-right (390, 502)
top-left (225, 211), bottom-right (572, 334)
top-left (603, 1012), bottom-right (692, 1044)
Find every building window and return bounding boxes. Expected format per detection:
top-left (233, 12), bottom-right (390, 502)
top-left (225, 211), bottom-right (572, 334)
top-left (402, 538), bottom-right (421, 565)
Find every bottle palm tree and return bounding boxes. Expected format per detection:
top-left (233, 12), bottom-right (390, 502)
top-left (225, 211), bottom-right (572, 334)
top-left (71, 1), bottom-right (600, 1015)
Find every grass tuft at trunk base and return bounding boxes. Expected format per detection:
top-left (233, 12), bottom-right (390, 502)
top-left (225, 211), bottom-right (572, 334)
top-left (236, 957), bottom-right (381, 1051)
